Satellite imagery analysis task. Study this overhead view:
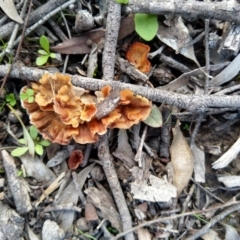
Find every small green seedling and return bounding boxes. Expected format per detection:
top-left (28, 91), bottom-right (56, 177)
top-left (134, 14), bottom-right (158, 41)
top-left (0, 92), bottom-right (17, 112)
top-left (36, 35), bottom-right (56, 66)
top-left (20, 88), bottom-right (34, 103)
top-left (12, 125), bottom-right (51, 157)
top-left (115, 0), bottom-right (128, 4)
top-left (6, 93), bottom-right (17, 106)
top-left (0, 38), bottom-right (13, 64)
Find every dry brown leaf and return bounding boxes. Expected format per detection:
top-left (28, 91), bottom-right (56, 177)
top-left (118, 15), bottom-right (135, 40)
top-left (85, 202), bottom-right (98, 221)
top-left (51, 15), bottom-right (134, 55)
top-left (51, 29), bottom-right (106, 54)
top-left (170, 120), bottom-right (193, 196)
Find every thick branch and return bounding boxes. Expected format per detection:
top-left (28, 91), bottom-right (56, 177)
top-left (1, 65), bottom-right (240, 112)
top-left (102, 0), bottom-right (121, 81)
top-left (124, 0), bottom-right (240, 24)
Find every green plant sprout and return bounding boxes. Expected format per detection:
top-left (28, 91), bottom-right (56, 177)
top-left (20, 88), bottom-right (34, 103)
top-left (0, 92), bottom-right (17, 112)
top-left (6, 93), bottom-right (17, 106)
top-left (193, 214), bottom-right (209, 224)
top-left (0, 38), bottom-right (13, 64)
top-left (134, 14), bottom-right (158, 41)
top-left (36, 35), bottom-right (56, 66)
top-left (78, 229), bottom-right (97, 240)
top-left (115, 0), bottom-right (128, 4)
top-left (12, 125), bottom-right (51, 157)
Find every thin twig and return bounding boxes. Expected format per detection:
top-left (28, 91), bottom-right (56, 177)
top-left (186, 203), bottom-right (240, 240)
top-left (0, 0), bottom-right (32, 91)
top-left (111, 201), bottom-right (240, 240)
top-left (190, 19), bottom-right (210, 147)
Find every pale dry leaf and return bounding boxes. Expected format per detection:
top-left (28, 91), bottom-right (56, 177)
top-left (53, 163), bottom-right (95, 231)
top-left (130, 168), bottom-right (177, 202)
top-left (137, 228), bottom-right (152, 240)
top-left (201, 229), bottom-right (220, 240)
top-left (157, 16), bottom-right (198, 65)
top-left (0, 0), bottom-right (23, 24)
top-left (218, 175), bottom-right (240, 188)
top-left (170, 120), bottom-right (193, 196)
top-left (212, 135), bottom-right (240, 169)
top-left (192, 142), bottom-right (205, 183)
top-left (112, 129), bottom-right (135, 167)
top-left (210, 53), bottom-right (240, 86)
top-left (224, 224), bottom-right (240, 240)
top-left (84, 187), bottom-right (122, 231)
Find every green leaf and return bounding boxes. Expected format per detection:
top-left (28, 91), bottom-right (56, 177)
top-left (26, 88), bottom-right (34, 96)
top-left (143, 104), bottom-right (162, 128)
top-left (36, 55), bottom-right (49, 66)
top-left (20, 93), bottom-right (28, 100)
top-left (35, 144), bottom-right (43, 155)
top-left (29, 125), bottom-right (38, 140)
top-left (134, 14), bottom-right (158, 41)
top-left (39, 35), bottom-right (50, 53)
top-left (38, 49), bottom-right (48, 55)
top-left (6, 93), bottom-right (14, 102)
top-left (39, 139), bottom-right (51, 147)
top-left (10, 99), bottom-right (16, 106)
top-left (116, 0), bottom-right (128, 4)
top-left (7, 104), bottom-right (35, 157)
top-left (17, 169), bottom-right (23, 177)
top-left (11, 147), bottom-right (29, 157)
top-left (23, 127), bottom-right (35, 157)
top-left (50, 53), bottom-right (56, 59)
top-left (18, 138), bottom-right (26, 145)
top-left (28, 96), bottom-right (34, 103)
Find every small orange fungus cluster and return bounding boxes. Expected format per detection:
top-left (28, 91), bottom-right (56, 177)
top-left (126, 42), bottom-right (151, 73)
top-left (21, 73), bottom-right (152, 145)
top-left (68, 150), bottom-right (84, 170)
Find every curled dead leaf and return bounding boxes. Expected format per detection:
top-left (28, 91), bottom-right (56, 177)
top-left (170, 120), bottom-right (193, 196)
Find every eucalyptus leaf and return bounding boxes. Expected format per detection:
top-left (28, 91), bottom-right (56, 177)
top-left (134, 14), bottom-right (158, 41)
top-left (143, 105), bottom-right (162, 128)
top-left (36, 55), bottom-right (49, 66)
top-left (39, 35), bottom-right (50, 53)
top-left (11, 147), bottom-right (29, 157)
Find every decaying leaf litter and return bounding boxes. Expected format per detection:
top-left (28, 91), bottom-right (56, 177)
top-left (0, 0), bottom-right (240, 239)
